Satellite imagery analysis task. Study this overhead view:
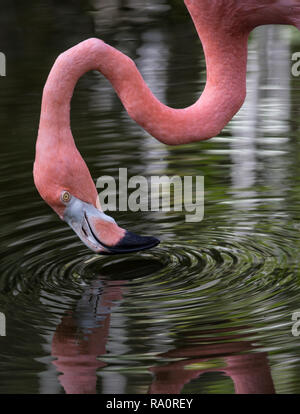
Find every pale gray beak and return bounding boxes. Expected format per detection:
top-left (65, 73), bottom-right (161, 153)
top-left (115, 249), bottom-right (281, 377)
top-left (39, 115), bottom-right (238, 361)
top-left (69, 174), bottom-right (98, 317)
top-left (63, 195), bottom-right (160, 254)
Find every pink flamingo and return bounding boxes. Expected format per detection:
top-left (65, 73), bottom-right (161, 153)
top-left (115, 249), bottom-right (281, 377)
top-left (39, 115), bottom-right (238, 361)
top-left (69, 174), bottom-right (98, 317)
top-left (34, 0), bottom-right (300, 254)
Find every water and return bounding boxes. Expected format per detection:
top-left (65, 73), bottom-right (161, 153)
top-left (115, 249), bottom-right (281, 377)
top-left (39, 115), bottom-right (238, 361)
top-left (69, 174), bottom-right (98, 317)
top-left (0, 0), bottom-right (300, 394)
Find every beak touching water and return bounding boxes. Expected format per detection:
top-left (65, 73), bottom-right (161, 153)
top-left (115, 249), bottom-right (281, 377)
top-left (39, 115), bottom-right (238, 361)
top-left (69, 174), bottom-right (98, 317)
top-left (62, 195), bottom-right (160, 254)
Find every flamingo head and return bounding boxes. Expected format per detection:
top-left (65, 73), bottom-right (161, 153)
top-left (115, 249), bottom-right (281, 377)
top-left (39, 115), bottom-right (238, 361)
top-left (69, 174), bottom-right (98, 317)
top-left (60, 191), bottom-right (160, 254)
top-left (33, 152), bottom-right (160, 255)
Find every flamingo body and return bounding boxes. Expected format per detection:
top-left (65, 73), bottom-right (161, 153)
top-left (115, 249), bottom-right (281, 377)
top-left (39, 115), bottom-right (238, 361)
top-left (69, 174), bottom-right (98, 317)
top-left (34, 0), bottom-right (300, 253)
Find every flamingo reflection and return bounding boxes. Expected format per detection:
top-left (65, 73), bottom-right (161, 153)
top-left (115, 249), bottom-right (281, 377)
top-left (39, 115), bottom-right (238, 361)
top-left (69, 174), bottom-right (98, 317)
top-left (51, 278), bottom-right (274, 394)
top-left (149, 328), bottom-right (275, 394)
top-left (52, 279), bottom-right (124, 394)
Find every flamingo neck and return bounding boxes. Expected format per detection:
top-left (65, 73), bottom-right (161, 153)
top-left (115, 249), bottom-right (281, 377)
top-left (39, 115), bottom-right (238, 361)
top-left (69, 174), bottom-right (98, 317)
top-left (38, 0), bottom-right (300, 148)
top-left (39, 34), bottom-right (248, 149)
top-left (38, 3), bottom-right (252, 148)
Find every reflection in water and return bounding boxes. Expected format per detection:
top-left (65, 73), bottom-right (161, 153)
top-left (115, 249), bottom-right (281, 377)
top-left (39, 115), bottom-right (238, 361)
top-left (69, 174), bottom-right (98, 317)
top-left (52, 280), bottom-right (124, 394)
top-left (51, 271), bottom-right (274, 394)
top-left (149, 336), bottom-right (275, 394)
top-left (230, 25), bottom-right (291, 207)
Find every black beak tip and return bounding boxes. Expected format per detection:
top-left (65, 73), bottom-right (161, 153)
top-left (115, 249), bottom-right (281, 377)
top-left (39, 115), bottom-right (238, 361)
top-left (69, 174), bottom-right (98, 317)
top-left (106, 231), bottom-right (160, 254)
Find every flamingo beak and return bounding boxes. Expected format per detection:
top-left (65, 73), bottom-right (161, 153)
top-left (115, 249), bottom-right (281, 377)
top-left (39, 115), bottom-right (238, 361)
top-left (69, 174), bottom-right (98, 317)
top-left (62, 195), bottom-right (160, 254)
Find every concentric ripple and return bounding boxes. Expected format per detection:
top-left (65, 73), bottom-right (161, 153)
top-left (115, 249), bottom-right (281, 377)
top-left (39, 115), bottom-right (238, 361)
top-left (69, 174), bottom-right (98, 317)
top-left (1, 212), bottom-right (299, 332)
top-left (1, 195), bottom-right (300, 393)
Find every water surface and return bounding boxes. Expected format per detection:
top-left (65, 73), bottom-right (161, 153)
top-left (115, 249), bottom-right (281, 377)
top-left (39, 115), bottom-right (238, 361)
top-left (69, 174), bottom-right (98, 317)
top-left (0, 0), bottom-right (300, 394)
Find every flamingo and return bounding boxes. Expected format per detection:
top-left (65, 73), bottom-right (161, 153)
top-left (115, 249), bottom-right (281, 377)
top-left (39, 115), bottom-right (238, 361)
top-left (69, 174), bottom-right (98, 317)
top-left (33, 0), bottom-right (300, 254)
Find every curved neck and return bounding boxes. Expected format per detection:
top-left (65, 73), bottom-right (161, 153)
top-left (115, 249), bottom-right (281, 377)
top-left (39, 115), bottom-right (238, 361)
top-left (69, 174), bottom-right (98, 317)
top-left (38, 6), bottom-right (250, 147)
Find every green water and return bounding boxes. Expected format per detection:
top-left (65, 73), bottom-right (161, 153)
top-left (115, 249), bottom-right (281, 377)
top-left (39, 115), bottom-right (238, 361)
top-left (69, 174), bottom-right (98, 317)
top-left (0, 0), bottom-right (300, 394)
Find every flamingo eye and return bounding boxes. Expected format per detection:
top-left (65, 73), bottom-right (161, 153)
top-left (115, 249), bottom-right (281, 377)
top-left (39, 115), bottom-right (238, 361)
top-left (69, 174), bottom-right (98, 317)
top-left (61, 191), bottom-right (71, 203)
